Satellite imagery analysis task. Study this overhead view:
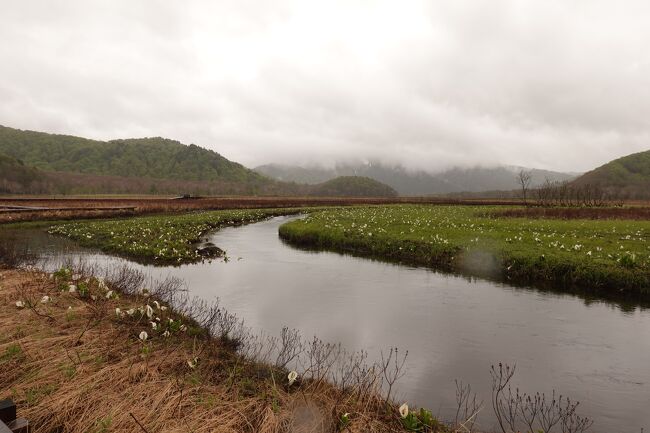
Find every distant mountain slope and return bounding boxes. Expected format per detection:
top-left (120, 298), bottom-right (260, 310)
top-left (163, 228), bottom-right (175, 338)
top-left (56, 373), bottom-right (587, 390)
top-left (0, 125), bottom-right (265, 183)
top-left (572, 149), bottom-right (650, 199)
top-left (255, 162), bottom-right (577, 195)
top-left (311, 176), bottom-right (397, 197)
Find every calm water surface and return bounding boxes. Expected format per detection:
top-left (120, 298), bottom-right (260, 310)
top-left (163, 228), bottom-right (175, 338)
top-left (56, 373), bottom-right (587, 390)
top-left (3, 216), bottom-right (649, 431)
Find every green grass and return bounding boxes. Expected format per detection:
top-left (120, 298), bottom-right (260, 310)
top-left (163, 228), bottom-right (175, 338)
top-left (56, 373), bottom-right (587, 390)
top-left (279, 205), bottom-right (650, 296)
top-left (48, 208), bottom-right (305, 264)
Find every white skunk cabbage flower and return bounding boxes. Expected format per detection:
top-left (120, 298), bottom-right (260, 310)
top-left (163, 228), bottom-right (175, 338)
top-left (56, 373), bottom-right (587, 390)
top-left (105, 290), bottom-right (114, 299)
top-left (162, 330), bottom-right (170, 338)
top-left (145, 304), bottom-right (154, 319)
top-left (187, 357), bottom-right (198, 369)
top-left (179, 324), bottom-right (187, 332)
top-left (399, 403), bottom-right (409, 418)
top-left (126, 308), bottom-right (135, 316)
top-left (153, 300), bottom-right (160, 309)
top-left (150, 321), bottom-right (158, 330)
top-left (288, 371), bottom-right (298, 386)
top-left (15, 300), bottom-right (25, 309)
top-left (68, 284), bottom-right (77, 293)
top-left (160, 306), bottom-right (168, 311)
top-left (40, 295), bottom-right (50, 304)
top-left (115, 307), bottom-right (122, 317)
top-left (138, 331), bottom-right (148, 341)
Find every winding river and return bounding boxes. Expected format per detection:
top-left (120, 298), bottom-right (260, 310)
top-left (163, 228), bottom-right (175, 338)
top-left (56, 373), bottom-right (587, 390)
top-left (3, 215), bottom-right (650, 431)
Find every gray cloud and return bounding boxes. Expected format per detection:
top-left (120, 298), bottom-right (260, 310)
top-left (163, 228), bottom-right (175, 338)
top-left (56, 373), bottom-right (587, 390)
top-left (1, 0), bottom-right (650, 172)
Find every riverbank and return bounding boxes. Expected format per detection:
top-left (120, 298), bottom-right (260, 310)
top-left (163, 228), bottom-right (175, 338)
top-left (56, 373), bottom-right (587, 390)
top-left (1, 267), bottom-right (433, 433)
top-left (278, 205), bottom-right (650, 298)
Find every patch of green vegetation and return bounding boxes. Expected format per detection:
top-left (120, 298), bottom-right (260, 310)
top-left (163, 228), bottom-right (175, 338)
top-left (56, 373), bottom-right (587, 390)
top-left (60, 363), bottom-right (77, 379)
top-left (48, 208), bottom-right (305, 264)
top-left (92, 416), bottom-right (113, 433)
top-left (0, 343), bottom-right (22, 363)
top-left (25, 383), bottom-right (58, 406)
top-left (279, 205), bottom-right (650, 295)
top-left (0, 125), bottom-right (265, 184)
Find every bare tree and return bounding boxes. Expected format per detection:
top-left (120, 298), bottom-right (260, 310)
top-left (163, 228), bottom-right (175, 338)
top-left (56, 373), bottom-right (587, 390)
top-left (517, 169), bottom-right (533, 205)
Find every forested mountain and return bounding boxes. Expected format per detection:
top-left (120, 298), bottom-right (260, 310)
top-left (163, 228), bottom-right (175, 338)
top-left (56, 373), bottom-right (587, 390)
top-left (0, 152), bottom-right (47, 193)
top-left (311, 176), bottom-right (397, 197)
top-left (572, 149), bottom-right (650, 199)
top-left (255, 162), bottom-right (577, 195)
top-left (0, 125), bottom-right (264, 183)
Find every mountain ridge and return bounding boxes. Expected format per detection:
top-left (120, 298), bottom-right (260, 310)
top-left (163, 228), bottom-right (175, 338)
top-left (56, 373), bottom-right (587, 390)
top-left (255, 162), bottom-right (578, 195)
top-left (0, 125), bottom-right (265, 184)
top-left (571, 149), bottom-right (650, 199)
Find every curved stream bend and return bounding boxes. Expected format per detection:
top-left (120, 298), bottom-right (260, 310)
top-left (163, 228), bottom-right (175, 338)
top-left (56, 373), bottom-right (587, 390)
top-left (2, 215), bottom-right (649, 431)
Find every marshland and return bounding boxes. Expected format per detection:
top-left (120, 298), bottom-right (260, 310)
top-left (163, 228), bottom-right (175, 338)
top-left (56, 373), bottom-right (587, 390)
top-left (2, 203), bottom-right (649, 432)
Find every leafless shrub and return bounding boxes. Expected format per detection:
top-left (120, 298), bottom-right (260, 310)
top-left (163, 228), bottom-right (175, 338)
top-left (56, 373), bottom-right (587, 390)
top-left (238, 330), bottom-right (277, 363)
top-left (332, 349), bottom-right (368, 391)
top-left (538, 390), bottom-right (564, 433)
top-left (454, 380), bottom-right (482, 432)
top-left (15, 278), bottom-right (56, 322)
top-left (491, 364), bottom-right (594, 433)
top-left (520, 392), bottom-right (542, 433)
top-left (303, 336), bottom-right (342, 386)
top-left (491, 363), bottom-right (517, 433)
top-left (517, 170), bottom-right (533, 205)
top-left (149, 275), bottom-right (186, 306)
top-left (379, 347), bottom-right (408, 405)
top-left (275, 326), bottom-right (303, 369)
top-left (351, 352), bottom-right (381, 404)
top-left (534, 179), bottom-right (614, 208)
top-left (102, 264), bottom-right (146, 295)
top-left (561, 404), bottom-right (594, 433)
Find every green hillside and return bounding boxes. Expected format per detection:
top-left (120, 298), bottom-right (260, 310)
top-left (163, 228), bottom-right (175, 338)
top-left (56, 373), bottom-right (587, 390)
top-left (311, 176), bottom-right (398, 197)
top-left (0, 152), bottom-right (48, 193)
top-left (573, 149), bottom-right (650, 199)
top-left (0, 125), bottom-right (265, 183)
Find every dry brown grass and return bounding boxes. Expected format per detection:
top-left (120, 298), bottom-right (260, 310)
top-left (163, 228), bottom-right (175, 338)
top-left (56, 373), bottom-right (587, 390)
top-left (488, 206), bottom-right (650, 220)
top-left (0, 269), bottom-right (408, 433)
top-left (0, 196), bottom-right (529, 225)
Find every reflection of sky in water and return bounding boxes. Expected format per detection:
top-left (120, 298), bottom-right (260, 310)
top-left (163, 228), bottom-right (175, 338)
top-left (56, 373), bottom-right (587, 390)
top-left (3, 217), bottom-right (649, 431)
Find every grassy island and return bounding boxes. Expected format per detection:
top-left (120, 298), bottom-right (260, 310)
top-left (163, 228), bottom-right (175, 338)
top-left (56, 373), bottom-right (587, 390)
top-left (47, 208), bottom-right (304, 265)
top-left (279, 205), bottom-right (650, 297)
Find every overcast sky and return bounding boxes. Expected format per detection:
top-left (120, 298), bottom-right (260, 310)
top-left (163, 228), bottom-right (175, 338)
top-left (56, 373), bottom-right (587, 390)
top-left (1, 1), bottom-right (649, 173)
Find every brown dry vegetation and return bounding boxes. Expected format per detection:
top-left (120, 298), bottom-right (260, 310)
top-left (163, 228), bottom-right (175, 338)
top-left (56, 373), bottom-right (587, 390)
top-left (489, 207), bottom-right (650, 220)
top-left (0, 196), bottom-right (525, 224)
top-left (0, 268), bottom-right (414, 433)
